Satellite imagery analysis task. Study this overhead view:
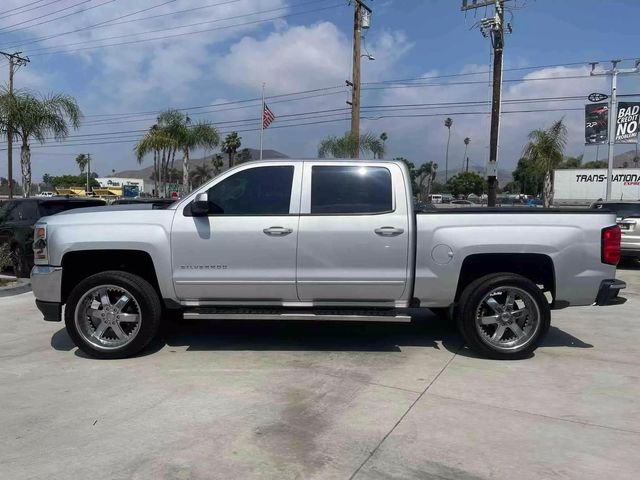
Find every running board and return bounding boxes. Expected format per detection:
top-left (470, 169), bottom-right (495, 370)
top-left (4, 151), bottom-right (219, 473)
top-left (182, 308), bottom-right (412, 323)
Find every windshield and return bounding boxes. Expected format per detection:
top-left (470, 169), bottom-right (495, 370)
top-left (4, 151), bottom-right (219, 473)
top-left (591, 202), bottom-right (640, 218)
top-left (39, 201), bottom-right (104, 216)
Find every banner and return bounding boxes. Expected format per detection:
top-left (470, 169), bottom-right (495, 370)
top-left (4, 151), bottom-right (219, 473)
top-left (585, 103), bottom-right (608, 145)
top-left (615, 102), bottom-right (640, 144)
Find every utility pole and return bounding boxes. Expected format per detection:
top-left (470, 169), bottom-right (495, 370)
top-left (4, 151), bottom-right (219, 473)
top-left (1, 51), bottom-right (30, 199)
top-left (86, 153), bottom-right (91, 195)
top-left (461, 0), bottom-right (512, 207)
top-left (590, 59), bottom-right (640, 200)
top-left (348, 0), bottom-right (372, 158)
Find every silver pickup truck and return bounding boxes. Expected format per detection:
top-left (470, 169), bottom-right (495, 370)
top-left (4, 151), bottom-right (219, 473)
top-left (31, 159), bottom-right (626, 360)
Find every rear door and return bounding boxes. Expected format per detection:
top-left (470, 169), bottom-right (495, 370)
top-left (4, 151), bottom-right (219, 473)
top-left (296, 162), bottom-right (410, 303)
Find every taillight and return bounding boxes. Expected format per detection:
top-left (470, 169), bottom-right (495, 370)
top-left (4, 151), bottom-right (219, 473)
top-left (602, 226), bottom-right (621, 265)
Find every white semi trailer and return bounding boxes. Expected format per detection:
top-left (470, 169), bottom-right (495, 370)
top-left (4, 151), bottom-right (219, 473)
top-left (553, 168), bottom-right (640, 205)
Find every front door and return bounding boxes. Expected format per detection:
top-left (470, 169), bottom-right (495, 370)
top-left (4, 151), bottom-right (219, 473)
top-left (296, 162), bottom-right (410, 303)
top-left (171, 163), bottom-right (302, 303)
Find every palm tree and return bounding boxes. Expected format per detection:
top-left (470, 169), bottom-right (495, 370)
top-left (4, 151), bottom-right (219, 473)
top-left (135, 123), bottom-right (173, 197)
top-left (190, 163), bottom-right (212, 188)
top-left (462, 137), bottom-right (470, 171)
top-left (522, 118), bottom-right (568, 208)
top-left (222, 132), bottom-right (242, 168)
top-left (380, 132), bottom-right (388, 150)
top-left (76, 153), bottom-right (89, 174)
top-left (416, 161), bottom-right (438, 201)
top-left (179, 119), bottom-right (219, 194)
top-left (0, 89), bottom-right (82, 197)
top-left (212, 154), bottom-right (224, 175)
top-left (318, 132), bottom-right (385, 159)
top-left (444, 117), bottom-right (453, 182)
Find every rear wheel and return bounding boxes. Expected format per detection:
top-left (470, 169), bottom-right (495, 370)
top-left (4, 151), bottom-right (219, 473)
top-left (65, 271), bottom-right (161, 359)
top-left (456, 273), bottom-right (550, 360)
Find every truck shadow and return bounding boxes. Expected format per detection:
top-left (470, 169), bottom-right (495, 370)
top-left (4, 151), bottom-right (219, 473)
top-left (618, 258), bottom-right (640, 270)
top-left (50, 313), bottom-right (593, 360)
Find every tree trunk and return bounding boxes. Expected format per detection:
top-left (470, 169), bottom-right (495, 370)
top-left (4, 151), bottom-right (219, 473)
top-left (153, 150), bottom-right (158, 197)
top-left (160, 149), bottom-right (167, 197)
top-left (21, 142), bottom-right (31, 198)
top-left (543, 170), bottom-right (553, 208)
top-left (182, 147), bottom-right (190, 194)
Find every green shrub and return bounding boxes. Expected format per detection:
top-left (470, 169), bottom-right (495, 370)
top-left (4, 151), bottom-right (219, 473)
top-left (0, 244), bottom-right (12, 269)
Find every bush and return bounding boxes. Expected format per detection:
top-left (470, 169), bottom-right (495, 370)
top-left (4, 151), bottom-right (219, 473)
top-left (0, 244), bottom-right (12, 269)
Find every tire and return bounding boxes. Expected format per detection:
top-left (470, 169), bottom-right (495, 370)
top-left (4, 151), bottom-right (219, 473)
top-left (11, 246), bottom-right (31, 278)
top-left (456, 273), bottom-right (550, 360)
top-left (64, 270), bottom-right (162, 359)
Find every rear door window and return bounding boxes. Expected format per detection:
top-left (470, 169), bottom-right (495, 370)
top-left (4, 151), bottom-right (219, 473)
top-left (310, 166), bottom-right (393, 214)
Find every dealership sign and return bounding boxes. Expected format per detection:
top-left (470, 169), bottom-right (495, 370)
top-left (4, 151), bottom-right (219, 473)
top-left (588, 92), bottom-right (608, 102)
top-left (585, 103), bottom-right (608, 145)
top-left (616, 102), bottom-right (640, 144)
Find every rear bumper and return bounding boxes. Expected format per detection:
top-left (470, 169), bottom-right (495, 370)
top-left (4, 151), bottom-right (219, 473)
top-left (594, 279), bottom-right (626, 306)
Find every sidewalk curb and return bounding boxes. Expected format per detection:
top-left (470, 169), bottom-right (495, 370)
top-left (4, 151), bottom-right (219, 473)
top-left (0, 279), bottom-right (32, 297)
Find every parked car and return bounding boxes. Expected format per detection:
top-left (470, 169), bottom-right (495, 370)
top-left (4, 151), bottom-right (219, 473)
top-left (0, 197), bottom-right (105, 277)
top-left (37, 192), bottom-right (55, 197)
top-left (31, 159), bottom-right (624, 360)
top-left (590, 201), bottom-right (640, 260)
top-left (111, 198), bottom-right (175, 209)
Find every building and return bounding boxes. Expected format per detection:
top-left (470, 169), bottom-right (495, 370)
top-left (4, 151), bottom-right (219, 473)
top-left (95, 177), bottom-right (151, 197)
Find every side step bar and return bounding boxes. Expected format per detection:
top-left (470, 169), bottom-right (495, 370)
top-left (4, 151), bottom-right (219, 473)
top-left (182, 308), bottom-right (412, 323)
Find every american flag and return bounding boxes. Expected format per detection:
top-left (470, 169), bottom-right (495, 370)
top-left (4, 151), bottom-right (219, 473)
top-left (262, 103), bottom-right (275, 129)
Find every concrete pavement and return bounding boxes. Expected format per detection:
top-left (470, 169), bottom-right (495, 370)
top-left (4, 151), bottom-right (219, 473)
top-left (1, 265), bottom-right (639, 479)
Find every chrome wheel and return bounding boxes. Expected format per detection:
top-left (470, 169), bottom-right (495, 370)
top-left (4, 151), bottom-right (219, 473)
top-left (474, 286), bottom-right (541, 352)
top-left (74, 285), bottom-right (142, 351)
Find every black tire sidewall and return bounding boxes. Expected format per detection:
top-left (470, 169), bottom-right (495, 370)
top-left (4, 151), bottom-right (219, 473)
top-left (457, 273), bottom-right (551, 360)
top-left (65, 271), bottom-right (162, 359)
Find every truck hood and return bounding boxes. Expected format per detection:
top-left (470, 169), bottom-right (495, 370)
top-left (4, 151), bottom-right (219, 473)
top-left (39, 204), bottom-right (176, 227)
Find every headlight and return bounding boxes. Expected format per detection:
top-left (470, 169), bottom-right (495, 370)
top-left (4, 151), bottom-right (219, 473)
top-left (33, 224), bottom-right (48, 264)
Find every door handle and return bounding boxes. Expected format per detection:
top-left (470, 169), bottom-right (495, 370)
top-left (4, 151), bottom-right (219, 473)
top-left (263, 226), bottom-right (293, 236)
top-left (374, 226), bottom-right (404, 237)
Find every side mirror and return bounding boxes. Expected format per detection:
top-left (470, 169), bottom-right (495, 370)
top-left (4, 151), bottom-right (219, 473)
top-left (191, 193), bottom-right (209, 217)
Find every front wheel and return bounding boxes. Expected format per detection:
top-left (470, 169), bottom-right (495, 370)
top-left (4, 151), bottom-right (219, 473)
top-left (456, 273), bottom-right (550, 360)
top-left (65, 271), bottom-right (162, 359)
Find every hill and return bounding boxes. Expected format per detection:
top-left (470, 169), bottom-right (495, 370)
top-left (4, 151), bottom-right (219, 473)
top-left (113, 148), bottom-right (288, 180)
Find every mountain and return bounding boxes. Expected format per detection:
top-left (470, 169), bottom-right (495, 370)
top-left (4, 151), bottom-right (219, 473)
top-left (113, 148), bottom-right (288, 180)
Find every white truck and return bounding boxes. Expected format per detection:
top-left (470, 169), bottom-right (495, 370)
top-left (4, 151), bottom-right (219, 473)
top-left (31, 160), bottom-right (625, 360)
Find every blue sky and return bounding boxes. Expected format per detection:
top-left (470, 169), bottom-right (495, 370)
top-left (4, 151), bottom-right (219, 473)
top-left (1, 0), bottom-right (639, 182)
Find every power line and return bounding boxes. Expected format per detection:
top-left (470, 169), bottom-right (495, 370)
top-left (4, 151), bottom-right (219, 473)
top-left (24, 2), bottom-right (342, 57)
top-left (0, 0), bottom-right (60, 19)
top-left (0, 105), bottom-right (598, 151)
top-left (4, 0), bottom-right (244, 49)
top-left (0, 0), bottom-right (98, 32)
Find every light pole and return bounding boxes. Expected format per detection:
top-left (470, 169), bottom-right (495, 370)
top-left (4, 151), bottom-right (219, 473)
top-left (590, 59), bottom-right (640, 200)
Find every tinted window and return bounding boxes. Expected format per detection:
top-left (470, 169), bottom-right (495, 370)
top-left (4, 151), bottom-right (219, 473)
top-left (591, 202), bottom-right (640, 217)
top-left (205, 166), bottom-right (294, 215)
top-left (39, 200), bottom-right (104, 216)
top-left (9, 201), bottom-right (38, 221)
top-left (311, 166), bottom-right (392, 214)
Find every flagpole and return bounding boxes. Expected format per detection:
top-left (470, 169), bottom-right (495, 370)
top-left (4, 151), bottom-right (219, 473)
top-left (260, 82), bottom-right (265, 161)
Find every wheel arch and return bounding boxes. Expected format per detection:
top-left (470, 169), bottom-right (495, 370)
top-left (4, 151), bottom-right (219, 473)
top-left (61, 250), bottom-right (162, 304)
top-left (454, 253), bottom-right (556, 305)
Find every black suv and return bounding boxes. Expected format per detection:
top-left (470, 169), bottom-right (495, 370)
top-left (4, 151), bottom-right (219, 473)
top-left (0, 197), bottom-right (105, 277)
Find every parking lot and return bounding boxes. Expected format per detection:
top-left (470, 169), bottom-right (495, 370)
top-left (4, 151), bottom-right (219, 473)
top-left (1, 264), bottom-right (639, 480)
